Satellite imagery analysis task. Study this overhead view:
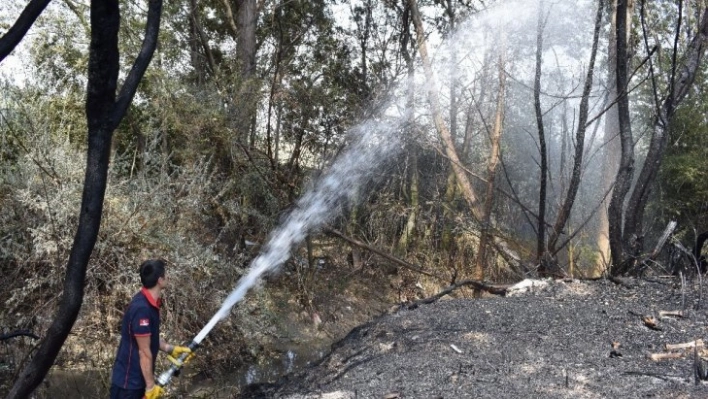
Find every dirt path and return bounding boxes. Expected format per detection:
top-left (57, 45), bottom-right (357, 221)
top-left (240, 278), bottom-right (708, 399)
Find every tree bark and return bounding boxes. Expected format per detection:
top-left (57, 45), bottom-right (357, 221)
top-left (440, 1), bottom-right (460, 255)
top-left (594, 0), bottom-right (629, 276)
top-left (236, 0), bottom-right (258, 144)
top-left (608, 0), bottom-right (636, 271)
top-left (0, 0), bottom-right (52, 62)
top-left (237, 0), bottom-right (257, 78)
top-left (6, 1), bottom-right (162, 397)
top-left (266, 8), bottom-right (286, 165)
top-left (220, 0), bottom-right (239, 37)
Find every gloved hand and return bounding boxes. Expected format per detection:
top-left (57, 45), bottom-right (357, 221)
top-left (144, 384), bottom-right (164, 399)
top-left (167, 345), bottom-right (194, 366)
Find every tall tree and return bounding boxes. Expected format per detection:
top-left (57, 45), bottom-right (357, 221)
top-left (594, 0), bottom-right (633, 276)
top-left (607, 0), bottom-right (636, 271)
top-left (624, 5), bottom-right (708, 256)
top-left (534, 0), bottom-right (548, 268)
top-left (6, 0), bottom-right (162, 396)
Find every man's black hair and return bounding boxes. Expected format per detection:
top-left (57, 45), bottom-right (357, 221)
top-left (140, 259), bottom-right (166, 288)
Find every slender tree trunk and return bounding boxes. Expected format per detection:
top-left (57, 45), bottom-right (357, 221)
top-left (558, 108), bottom-right (567, 201)
top-left (594, 0), bottom-right (631, 276)
top-left (441, 1), bottom-right (459, 255)
top-left (441, 170), bottom-right (458, 252)
top-left (188, 0), bottom-right (217, 85)
top-left (475, 48), bottom-right (506, 282)
top-left (534, 0), bottom-right (548, 267)
top-left (237, 0), bottom-right (257, 82)
top-left (398, 8), bottom-right (419, 253)
top-left (547, 0), bottom-right (604, 255)
top-left (7, 1), bottom-right (162, 397)
top-left (407, 0), bottom-right (527, 274)
top-left (234, 0), bottom-right (257, 145)
top-left (398, 151), bottom-right (419, 252)
top-left (608, 0), bottom-right (636, 270)
top-left (356, 0), bottom-right (373, 85)
top-left (266, 8), bottom-right (286, 166)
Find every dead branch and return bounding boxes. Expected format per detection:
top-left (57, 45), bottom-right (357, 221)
top-left (0, 330), bottom-right (39, 341)
top-left (402, 279), bottom-right (510, 311)
top-left (665, 339), bottom-right (703, 351)
top-left (649, 352), bottom-right (684, 361)
top-left (324, 227), bottom-right (442, 280)
top-left (659, 310), bottom-right (684, 318)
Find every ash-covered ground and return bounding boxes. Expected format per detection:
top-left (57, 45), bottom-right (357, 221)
top-left (240, 277), bottom-right (708, 399)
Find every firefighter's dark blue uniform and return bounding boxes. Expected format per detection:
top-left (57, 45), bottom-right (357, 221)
top-left (110, 287), bottom-right (161, 398)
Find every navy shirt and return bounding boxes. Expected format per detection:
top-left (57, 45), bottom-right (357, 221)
top-left (111, 288), bottom-right (161, 390)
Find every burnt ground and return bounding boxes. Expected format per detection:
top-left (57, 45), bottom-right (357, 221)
top-left (239, 277), bottom-right (708, 399)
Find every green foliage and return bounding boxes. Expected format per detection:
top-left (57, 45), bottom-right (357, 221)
top-left (659, 99), bottom-right (708, 230)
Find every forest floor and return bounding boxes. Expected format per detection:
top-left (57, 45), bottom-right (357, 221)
top-left (238, 277), bottom-right (708, 399)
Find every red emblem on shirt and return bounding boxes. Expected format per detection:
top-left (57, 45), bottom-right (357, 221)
top-left (139, 318), bottom-right (150, 327)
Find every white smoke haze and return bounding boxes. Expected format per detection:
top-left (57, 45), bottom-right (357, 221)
top-left (427, 0), bottom-right (606, 232)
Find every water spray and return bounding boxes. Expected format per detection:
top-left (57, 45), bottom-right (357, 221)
top-left (156, 117), bottom-right (404, 388)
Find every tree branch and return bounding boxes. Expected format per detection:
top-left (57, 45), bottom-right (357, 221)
top-left (324, 227), bottom-right (442, 280)
top-left (112, 0), bottom-right (162, 130)
top-left (0, 0), bottom-right (52, 62)
top-left (402, 279), bottom-right (510, 311)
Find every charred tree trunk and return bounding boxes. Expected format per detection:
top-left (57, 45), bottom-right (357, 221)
top-left (534, 1), bottom-right (548, 269)
top-left (608, 0), bottom-right (636, 271)
top-left (6, 1), bottom-right (162, 397)
top-left (594, 0), bottom-right (631, 276)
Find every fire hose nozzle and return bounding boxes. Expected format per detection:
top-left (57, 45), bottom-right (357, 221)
top-left (156, 340), bottom-right (199, 387)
